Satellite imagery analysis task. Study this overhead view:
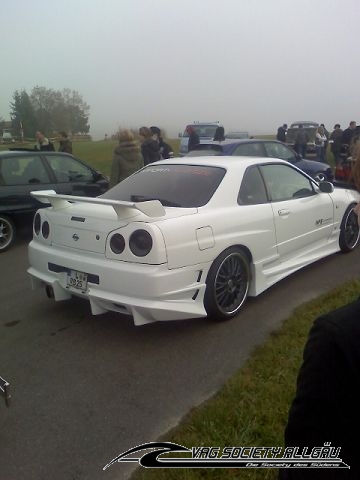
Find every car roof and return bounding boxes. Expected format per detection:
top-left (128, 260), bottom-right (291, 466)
top-left (0, 150), bottom-right (71, 157)
top-left (153, 155), bottom-right (289, 170)
top-left (194, 138), bottom-right (282, 148)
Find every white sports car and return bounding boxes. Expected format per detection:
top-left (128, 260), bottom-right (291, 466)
top-left (28, 157), bottom-right (360, 326)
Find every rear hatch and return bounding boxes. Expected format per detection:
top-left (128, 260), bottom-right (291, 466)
top-left (286, 127), bottom-right (317, 148)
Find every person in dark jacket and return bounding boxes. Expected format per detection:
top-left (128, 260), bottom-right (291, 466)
top-left (329, 124), bottom-right (343, 166)
top-left (213, 126), bottom-right (225, 141)
top-left (279, 298), bottom-right (360, 479)
top-left (341, 121), bottom-right (357, 149)
top-left (109, 129), bottom-right (143, 188)
top-left (294, 125), bottom-right (309, 158)
top-left (150, 126), bottom-right (173, 159)
top-left (138, 126), bottom-right (160, 165)
top-left (35, 130), bottom-right (55, 151)
top-left (58, 131), bottom-right (73, 154)
top-left (277, 124), bottom-right (287, 142)
top-left (187, 126), bottom-right (200, 152)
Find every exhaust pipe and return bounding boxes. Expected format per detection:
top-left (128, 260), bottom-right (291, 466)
top-left (45, 285), bottom-right (54, 299)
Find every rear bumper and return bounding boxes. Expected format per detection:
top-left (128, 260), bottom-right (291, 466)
top-left (28, 240), bottom-right (210, 325)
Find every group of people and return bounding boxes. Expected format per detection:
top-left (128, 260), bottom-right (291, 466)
top-left (34, 130), bottom-right (73, 154)
top-left (277, 121), bottom-right (359, 165)
top-left (109, 126), bottom-right (173, 188)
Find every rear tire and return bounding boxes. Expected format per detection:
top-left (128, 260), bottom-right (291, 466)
top-left (339, 204), bottom-right (360, 253)
top-left (0, 215), bottom-right (16, 252)
top-left (204, 247), bottom-right (250, 321)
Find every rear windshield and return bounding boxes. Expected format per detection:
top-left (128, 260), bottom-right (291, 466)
top-left (101, 164), bottom-right (226, 208)
top-left (183, 124), bottom-right (219, 138)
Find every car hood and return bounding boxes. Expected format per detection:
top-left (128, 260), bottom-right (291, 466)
top-left (295, 158), bottom-right (331, 173)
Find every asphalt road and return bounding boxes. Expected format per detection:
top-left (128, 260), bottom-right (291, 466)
top-left (1, 230), bottom-right (359, 480)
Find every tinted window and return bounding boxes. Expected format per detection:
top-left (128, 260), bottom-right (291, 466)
top-left (238, 167), bottom-right (268, 205)
top-left (46, 155), bottom-right (93, 182)
top-left (263, 142), bottom-right (296, 162)
top-left (101, 164), bottom-right (226, 208)
top-left (260, 164), bottom-right (315, 202)
top-left (0, 155), bottom-right (50, 185)
top-left (232, 143), bottom-right (265, 157)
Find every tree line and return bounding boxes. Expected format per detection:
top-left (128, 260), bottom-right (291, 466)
top-left (10, 87), bottom-right (90, 138)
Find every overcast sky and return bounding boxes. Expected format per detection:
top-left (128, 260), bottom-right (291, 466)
top-left (1, 0), bottom-right (359, 138)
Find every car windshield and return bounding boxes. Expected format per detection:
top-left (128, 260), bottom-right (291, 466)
top-left (101, 164), bottom-right (226, 208)
top-left (183, 125), bottom-right (219, 138)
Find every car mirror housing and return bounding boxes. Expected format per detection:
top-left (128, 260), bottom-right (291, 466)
top-left (318, 181), bottom-right (334, 193)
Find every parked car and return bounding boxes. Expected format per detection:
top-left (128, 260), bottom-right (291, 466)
top-left (179, 121), bottom-right (222, 156)
top-left (0, 150), bottom-right (109, 252)
top-left (28, 157), bottom-right (359, 326)
top-left (285, 121), bottom-right (319, 154)
top-left (185, 139), bottom-right (333, 182)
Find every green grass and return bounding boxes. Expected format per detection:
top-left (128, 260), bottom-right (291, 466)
top-left (130, 280), bottom-right (360, 480)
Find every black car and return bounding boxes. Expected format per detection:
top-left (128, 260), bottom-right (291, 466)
top-left (186, 139), bottom-right (333, 182)
top-left (0, 150), bottom-right (109, 251)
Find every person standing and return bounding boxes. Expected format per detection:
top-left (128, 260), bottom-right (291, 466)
top-left (329, 124), bottom-right (343, 166)
top-left (294, 125), bottom-right (309, 158)
top-left (315, 126), bottom-right (327, 162)
top-left (279, 298), bottom-right (360, 479)
top-left (213, 126), bottom-right (225, 141)
top-left (276, 124), bottom-right (287, 142)
top-left (341, 121), bottom-right (357, 157)
top-left (187, 126), bottom-right (200, 152)
top-left (138, 127), bottom-right (160, 165)
top-left (150, 126), bottom-right (173, 159)
top-left (34, 131), bottom-right (55, 151)
top-left (58, 131), bottom-right (73, 154)
top-left (109, 129), bottom-right (143, 188)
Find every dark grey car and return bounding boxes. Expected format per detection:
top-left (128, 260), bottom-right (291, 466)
top-left (0, 151), bottom-right (109, 251)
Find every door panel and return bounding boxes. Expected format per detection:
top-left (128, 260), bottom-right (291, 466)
top-left (260, 164), bottom-right (334, 257)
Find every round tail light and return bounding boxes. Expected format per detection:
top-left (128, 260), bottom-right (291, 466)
top-left (42, 221), bottom-right (50, 239)
top-left (110, 234), bottom-right (125, 254)
top-left (34, 213), bottom-right (41, 235)
top-left (129, 230), bottom-right (153, 257)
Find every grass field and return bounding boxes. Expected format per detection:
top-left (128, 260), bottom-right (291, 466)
top-left (130, 279), bottom-right (360, 480)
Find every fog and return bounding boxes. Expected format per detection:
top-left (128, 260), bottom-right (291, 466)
top-left (1, 0), bottom-right (359, 138)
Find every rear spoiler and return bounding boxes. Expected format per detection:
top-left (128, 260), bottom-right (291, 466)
top-left (31, 190), bottom-right (166, 218)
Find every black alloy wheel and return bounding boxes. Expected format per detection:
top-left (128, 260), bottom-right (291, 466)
top-left (205, 247), bottom-right (250, 320)
top-left (339, 204), bottom-right (360, 253)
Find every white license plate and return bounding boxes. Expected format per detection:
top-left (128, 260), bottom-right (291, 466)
top-left (67, 270), bottom-right (88, 291)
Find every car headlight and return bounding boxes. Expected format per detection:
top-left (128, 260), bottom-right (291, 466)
top-left (110, 233), bottom-right (125, 254)
top-left (34, 213), bottom-right (41, 236)
top-left (129, 229), bottom-right (153, 257)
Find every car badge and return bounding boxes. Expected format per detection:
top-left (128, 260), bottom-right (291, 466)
top-left (72, 233), bottom-right (79, 241)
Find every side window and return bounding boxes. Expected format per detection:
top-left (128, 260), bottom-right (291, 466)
top-left (260, 164), bottom-right (315, 202)
top-left (264, 142), bottom-right (296, 162)
top-left (1, 156), bottom-right (50, 185)
top-left (46, 155), bottom-right (93, 182)
top-left (238, 166), bottom-right (268, 205)
top-left (233, 142), bottom-right (265, 157)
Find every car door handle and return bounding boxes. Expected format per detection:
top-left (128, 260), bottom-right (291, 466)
top-left (278, 209), bottom-right (290, 216)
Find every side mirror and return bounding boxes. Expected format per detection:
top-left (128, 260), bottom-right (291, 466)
top-left (318, 181), bottom-right (334, 193)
